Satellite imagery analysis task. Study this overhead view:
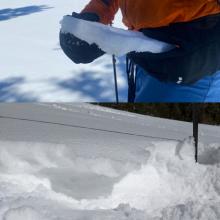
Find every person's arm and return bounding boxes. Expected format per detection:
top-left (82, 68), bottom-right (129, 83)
top-left (81, 0), bottom-right (119, 24)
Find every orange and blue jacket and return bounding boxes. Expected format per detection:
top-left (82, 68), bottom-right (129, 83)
top-left (82, 0), bottom-right (220, 30)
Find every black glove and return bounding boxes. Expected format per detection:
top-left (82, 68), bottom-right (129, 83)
top-left (60, 12), bottom-right (105, 64)
top-left (127, 51), bottom-right (171, 82)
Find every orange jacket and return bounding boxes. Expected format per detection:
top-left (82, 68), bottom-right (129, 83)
top-left (82, 0), bottom-right (220, 30)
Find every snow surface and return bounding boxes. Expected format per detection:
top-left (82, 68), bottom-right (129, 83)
top-left (60, 16), bottom-right (174, 56)
top-left (0, 103), bottom-right (220, 219)
top-left (0, 0), bottom-right (127, 102)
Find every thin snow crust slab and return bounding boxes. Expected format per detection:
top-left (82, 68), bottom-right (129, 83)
top-left (60, 16), bottom-right (175, 56)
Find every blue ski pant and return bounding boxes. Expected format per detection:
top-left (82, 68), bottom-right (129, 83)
top-left (134, 68), bottom-right (220, 102)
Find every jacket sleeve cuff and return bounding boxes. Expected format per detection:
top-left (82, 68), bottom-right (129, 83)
top-left (81, 0), bottom-right (117, 24)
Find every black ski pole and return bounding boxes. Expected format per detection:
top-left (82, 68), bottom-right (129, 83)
top-left (193, 104), bottom-right (199, 162)
top-left (112, 54), bottom-right (119, 103)
top-left (110, 22), bottom-right (119, 104)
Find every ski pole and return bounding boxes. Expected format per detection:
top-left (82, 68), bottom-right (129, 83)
top-left (112, 54), bottom-right (119, 103)
top-left (110, 22), bottom-right (119, 104)
top-left (193, 104), bottom-right (199, 163)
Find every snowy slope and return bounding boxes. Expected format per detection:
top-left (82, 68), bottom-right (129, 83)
top-left (0, 104), bottom-right (220, 220)
top-left (0, 0), bottom-right (127, 102)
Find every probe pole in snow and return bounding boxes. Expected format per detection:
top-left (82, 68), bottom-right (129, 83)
top-left (112, 54), bottom-right (119, 104)
top-left (193, 104), bottom-right (199, 163)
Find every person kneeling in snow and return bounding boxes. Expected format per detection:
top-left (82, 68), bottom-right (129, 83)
top-left (60, 0), bottom-right (220, 102)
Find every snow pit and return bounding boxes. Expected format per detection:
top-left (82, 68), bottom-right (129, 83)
top-left (0, 138), bottom-right (220, 220)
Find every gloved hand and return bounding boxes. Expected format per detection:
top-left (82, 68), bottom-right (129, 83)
top-left (127, 51), bottom-right (172, 82)
top-left (60, 12), bottom-right (105, 64)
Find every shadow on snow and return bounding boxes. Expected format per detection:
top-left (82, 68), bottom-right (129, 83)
top-left (0, 77), bottom-right (37, 102)
top-left (0, 5), bottom-right (53, 21)
top-left (58, 71), bottom-right (113, 102)
top-left (57, 56), bottom-right (128, 102)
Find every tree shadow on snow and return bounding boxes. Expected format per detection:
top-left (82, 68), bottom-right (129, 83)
top-left (57, 56), bottom-right (128, 102)
top-left (58, 72), bottom-right (113, 102)
top-left (0, 5), bottom-right (53, 21)
top-left (0, 77), bottom-right (37, 102)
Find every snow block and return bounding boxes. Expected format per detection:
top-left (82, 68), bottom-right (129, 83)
top-left (3, 206), bottom-right (48, 220)
top-left (60, 16), bottom-right (174, 56)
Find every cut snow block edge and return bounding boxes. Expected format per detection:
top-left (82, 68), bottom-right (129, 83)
top-left (3, 206), bottom-right (49, 220)
top-left (60, 16), bottom-right (175, 56)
